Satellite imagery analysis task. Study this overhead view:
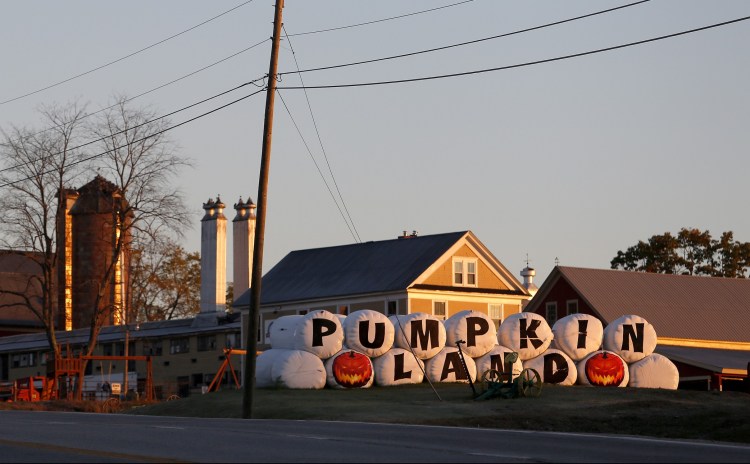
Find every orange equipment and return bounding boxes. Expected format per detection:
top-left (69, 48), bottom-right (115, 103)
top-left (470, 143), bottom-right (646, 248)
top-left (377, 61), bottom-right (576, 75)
top-left (13, 376), bottom-right (57, 402)
top-left (207, 348), bottom-right (246, 392)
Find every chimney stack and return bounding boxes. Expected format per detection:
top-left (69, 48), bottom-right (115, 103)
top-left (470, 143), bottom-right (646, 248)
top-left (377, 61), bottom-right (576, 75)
top-left (199, 196), bottom-right (227, 315)
top-left (232, 196), bottom-right (256, 303)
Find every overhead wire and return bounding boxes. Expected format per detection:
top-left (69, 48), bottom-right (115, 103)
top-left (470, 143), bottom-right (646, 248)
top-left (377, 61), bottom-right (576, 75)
top-left (11, 38), bottom-right (270, 143)
top-left (276, 90), bottom-right (360, 244)
top-left (286, 0), bottom-right (475, 37)
top-left (0, 88), bottom-right (266, 189)
top-left (277, 15), bottom-right (750, 90)
top-left (0, 78), bottom-right (265, 176)
top-left (279, 0), bottom-right (651, 76)
top-left (0, 0), bottom-right (257, 106)
top-left (282, 25), bottom-right (362, 243)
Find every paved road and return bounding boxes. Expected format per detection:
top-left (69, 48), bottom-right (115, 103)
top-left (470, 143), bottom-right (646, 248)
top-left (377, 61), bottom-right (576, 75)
top-left (0, 410), bottom-right (748, 462)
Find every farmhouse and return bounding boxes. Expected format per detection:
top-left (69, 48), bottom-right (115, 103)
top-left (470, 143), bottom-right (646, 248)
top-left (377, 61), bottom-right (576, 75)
top-left (233, 230), bottom-right (531, 347)
top-left (523, 266), bottom-right (750, 391)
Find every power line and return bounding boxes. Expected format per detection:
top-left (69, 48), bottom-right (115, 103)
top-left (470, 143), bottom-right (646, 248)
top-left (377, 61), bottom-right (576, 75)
top-left (0, 78), bottom-right (264, 176)
top-left (277, 15), bottom-right (750, 90)
top-left (279, 0), bottom-right (651, 77)
top-left (282, 25), bottom-right (362, 243)
top-left (286, 0), bottom-right (474, 37)
top-left (0, 0), bottom-right (257, 106)
top-left (0, 89), bottom-right (265, 190)
top-left (12, 38), bottom-right (270, 143)
top-left (276, 91), bottom-right (360, 243)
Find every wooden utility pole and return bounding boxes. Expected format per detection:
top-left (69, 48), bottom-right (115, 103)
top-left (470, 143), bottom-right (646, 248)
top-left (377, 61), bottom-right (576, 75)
top-left (242, 0), bottom-right (284, 419)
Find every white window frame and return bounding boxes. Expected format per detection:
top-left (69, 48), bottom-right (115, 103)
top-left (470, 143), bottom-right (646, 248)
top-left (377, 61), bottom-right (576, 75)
top-left (566, 299), bottom-right (579, 315)
top-left (452, 257), bottom-right (478, 287)
top-left (545, 302), bottom-right (558, 325)
top-left (433, 301), bottom-right (447, 320)
top-left (488, 303), bottom-right (502, 328)
top-left (488, 304), bottom-right (502, 321)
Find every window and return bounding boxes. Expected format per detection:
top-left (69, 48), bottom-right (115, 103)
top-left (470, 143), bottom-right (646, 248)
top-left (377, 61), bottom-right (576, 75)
top-left (433, 301), bottom-right (447, 320)
top-left (452, 258), bottom-right (478, 287)
top-left (488, 304), bottom-right (503, 328)
top-left (545, 302), bottom-right (558, 325)
top-left (103, 343), bottom-right (113, 357)
top-left (11, 353), bottom-right (35, 368)
top-left (170, 337), bottom-right (190, 354)
top-left (144, 340), bottom-right (163, 356)
top-left (387, 301), bottom-right (398, 316)
top-left (197, 335), bottom-right (217, 352)
top-left (567, 300), bottom-right (579, 315)
top-left (338, 305), bottom-right (349, 315)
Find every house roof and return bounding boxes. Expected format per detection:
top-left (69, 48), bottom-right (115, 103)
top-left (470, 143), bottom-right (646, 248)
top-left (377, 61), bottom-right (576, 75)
top-left (655, 345), bottom-right (749, 375)
top-left (526, 266), bottom-right (750, 344)
top-left (235, 231), bottom-right (526, 306)
top-left (0, 315), bottom-right (241, 354)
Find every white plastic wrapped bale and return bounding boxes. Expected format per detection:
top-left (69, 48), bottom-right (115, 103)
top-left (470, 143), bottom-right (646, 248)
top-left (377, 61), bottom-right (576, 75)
top-left (523, 349), bottom-right (577, 386)
top-left (424, 346), bottom-right (476, 383)
top-left (373, 348), bottom-right (425, 386)
top-left (296, 310), bottom-right (345, 359)
top-left (443, 310), bottom-right (497, 358)
top-left (576, 350), bottom-right (629, 387)
top-left (474, 345), bottom-right (523, 381)
top-left (268, 315), bottom-right (303, 349)
top-left (254, 349), bottom-right (283, 388)
top-left (324, 349), bottom-right (374, 389)
top-left (343, 309), bottom-right (394, 357)
top-left (258, 349), bottom-right (326, 389)
top-left (627, 353), bottom-right (679, 390)
top-left (497, 313), bottom-right (553, 361)
top-left (603, 315), bottom-right (657, 363)
top-left (551, 314), bottom-right (604, 361)
top-left (390, 313), bottom-right (446, 360)
top-left (268, 312), bottom-right (344, 359)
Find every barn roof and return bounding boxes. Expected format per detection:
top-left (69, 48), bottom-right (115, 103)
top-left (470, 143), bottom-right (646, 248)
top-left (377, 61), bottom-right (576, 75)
top-left (235, 231), bottom-right (482, 306)
top-left (526, 266), bottom-right (750, 344)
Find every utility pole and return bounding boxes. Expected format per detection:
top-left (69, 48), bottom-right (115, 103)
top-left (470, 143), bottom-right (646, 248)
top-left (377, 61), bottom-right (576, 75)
top-left (242, 0), bottom-right (284, 419)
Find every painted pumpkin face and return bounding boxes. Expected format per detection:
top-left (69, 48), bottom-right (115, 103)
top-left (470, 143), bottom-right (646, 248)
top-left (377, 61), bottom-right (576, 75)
top-left (585, 352), bottom-right (625, 386)
top-left (332, 351), bottom-right (373, 388)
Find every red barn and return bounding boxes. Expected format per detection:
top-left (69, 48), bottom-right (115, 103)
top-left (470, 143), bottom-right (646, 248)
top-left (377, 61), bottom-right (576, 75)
top-left (524, 266), bottom-right (750, 391)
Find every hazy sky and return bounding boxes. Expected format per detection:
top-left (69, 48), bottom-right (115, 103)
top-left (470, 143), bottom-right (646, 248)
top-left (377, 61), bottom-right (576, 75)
top-left (2, 0), bottom-right (748, 286)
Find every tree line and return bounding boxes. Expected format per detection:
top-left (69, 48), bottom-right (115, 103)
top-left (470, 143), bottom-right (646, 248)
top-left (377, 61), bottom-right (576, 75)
top-left (611, 228), bottom-right (750, 278)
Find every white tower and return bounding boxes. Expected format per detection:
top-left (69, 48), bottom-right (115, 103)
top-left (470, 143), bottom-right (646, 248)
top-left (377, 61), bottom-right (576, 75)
top-left (232, 196), bottom-right (256, 303)
top-left (520, 255), bottom-right (538, 299)
top-left (199, 197), bottom-right (227, 315)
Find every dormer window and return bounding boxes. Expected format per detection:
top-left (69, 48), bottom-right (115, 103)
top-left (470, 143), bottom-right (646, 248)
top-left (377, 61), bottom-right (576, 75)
top-left (453, 258), bottom-right (478, 287)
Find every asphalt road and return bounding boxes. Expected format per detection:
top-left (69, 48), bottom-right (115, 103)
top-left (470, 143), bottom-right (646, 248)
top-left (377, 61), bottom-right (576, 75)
top-left (0, 411), bottom-right (748, 463)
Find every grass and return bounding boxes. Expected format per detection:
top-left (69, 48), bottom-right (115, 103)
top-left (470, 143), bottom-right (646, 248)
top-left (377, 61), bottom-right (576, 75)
top-left (3, 384), bottom-right (748, 444)
top-left (123, 384), bottom-right (750, 444)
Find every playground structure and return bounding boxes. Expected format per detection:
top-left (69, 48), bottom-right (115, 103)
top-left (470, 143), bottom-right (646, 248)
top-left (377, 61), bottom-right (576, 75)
top-left (3, 351), bottom-right (155, 402)
top-left (207, 348), bottom-right (245, 392)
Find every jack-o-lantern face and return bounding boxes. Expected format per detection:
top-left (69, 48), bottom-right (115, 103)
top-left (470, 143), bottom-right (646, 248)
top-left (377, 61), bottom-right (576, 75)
top-left (332, 351), bottom-right (372, 388)
top-left (585, 352), bottom-right (625, 386)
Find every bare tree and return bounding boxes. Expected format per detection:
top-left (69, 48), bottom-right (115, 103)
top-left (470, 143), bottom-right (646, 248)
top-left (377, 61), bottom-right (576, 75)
top-left (0, 102), bottom-right (87, 357)
top-left (82, 95), bottom-right (193, 358)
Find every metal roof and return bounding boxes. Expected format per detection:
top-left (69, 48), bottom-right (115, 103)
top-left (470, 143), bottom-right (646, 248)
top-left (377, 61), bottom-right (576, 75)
top-left (527, 266), bottom-right (750, 344)
top-left (235, 231), bottom-right (470, 306)
top-left (0, 316), bottom-right (240, 354)
top-left (655, 345), bottom-right (749, 374)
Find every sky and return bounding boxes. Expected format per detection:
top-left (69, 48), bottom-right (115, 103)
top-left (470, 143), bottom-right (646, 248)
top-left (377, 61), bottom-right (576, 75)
top-left (1, 0), bottom-right (749, 286)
